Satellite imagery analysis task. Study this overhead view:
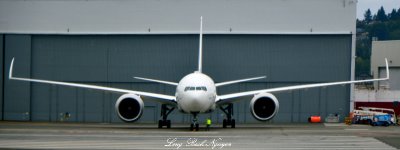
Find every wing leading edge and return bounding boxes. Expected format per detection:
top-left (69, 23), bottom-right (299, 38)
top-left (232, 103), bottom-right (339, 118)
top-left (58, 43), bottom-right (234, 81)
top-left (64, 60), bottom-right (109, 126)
top-left (217, 58), bottom-right (390, 104)
top-left (9, 58), bottom-right (176, 104)
top-left (133, 76), bottom-right (178, 86)
top-left (215, 76), bottom-right (266, 87)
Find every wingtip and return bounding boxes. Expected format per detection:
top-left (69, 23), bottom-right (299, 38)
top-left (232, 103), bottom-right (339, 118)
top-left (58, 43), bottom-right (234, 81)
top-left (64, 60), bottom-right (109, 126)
top-left (9, 57), bottom-right (15, 79)
top-left (385, 58), bottom-right (390, 80)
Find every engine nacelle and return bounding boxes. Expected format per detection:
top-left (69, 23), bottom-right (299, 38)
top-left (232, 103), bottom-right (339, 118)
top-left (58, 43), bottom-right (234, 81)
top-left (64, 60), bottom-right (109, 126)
top-left (115, 94), bottom-right (144, 122)
top-left (250, 93), bottom-right (279, 121)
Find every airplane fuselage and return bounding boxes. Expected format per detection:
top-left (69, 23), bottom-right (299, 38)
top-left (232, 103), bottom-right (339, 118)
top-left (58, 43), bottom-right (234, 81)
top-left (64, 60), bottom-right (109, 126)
top-left (175, 72), bottom-right (217, 114)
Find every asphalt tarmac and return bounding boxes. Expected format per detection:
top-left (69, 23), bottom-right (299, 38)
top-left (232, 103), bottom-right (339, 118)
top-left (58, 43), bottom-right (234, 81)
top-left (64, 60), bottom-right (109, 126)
top-left (0, 121), bottom-right (399, 149)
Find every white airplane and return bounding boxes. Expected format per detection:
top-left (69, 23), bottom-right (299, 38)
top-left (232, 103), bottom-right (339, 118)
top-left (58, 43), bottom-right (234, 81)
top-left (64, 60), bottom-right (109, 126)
top-left (9, 17), bottom-right (389, 131)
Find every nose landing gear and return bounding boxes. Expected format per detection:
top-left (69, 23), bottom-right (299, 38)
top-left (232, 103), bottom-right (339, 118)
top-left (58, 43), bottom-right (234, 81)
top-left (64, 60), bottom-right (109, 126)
top-left (190, 113), bottom-right (200, 131)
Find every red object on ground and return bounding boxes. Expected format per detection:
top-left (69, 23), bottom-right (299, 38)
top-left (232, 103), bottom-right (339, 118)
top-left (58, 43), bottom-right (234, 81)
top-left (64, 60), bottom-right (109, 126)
top-left (309, 116), bottom-right (321, 123)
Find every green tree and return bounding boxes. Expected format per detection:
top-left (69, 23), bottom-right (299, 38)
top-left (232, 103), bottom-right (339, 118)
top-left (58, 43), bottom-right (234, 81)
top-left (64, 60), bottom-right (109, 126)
top-left (376, 6), bottom-right (388, 22)
top-left (355, 7), bottom-right (400, 77)
top-left (356, 19), bottom-right (365, 28)
top-left (355, 57), bottom-right (370, 76)
top-left (367, 22), bottom-right (389, 40)
top-left (389, 9), bottom-right (397, 20)
top-left (396, 8), bottom-right (400, 19)
top-left (396, 8), bottom-right (400, 20)
top-left (364, 9), bottom-right (372, 23)
top-left (394, 8), bottom-right (400, 20)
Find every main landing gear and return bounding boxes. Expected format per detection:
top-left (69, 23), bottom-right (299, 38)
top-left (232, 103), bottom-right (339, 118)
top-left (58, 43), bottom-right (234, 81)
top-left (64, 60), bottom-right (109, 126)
top-left (158, 104), bottom-right (175, 128)
top-left (190, 113), bottom-right (200, 131)
top-left (220, 103), bottom-right (235, 128)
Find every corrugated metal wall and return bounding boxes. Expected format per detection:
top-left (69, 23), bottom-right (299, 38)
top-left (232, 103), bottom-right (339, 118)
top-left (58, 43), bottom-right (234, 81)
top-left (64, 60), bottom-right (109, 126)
top-left (2, 34), bottom-right (351, 123)
top-left (4, 35), bottom-right (31, 121)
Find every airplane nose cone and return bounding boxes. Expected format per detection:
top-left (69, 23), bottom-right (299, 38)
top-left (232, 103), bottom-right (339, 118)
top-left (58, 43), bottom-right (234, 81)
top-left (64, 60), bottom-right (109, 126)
top-left (178, 91), bottom-right (214, 113)
top-left (191, 96), bottom-right (203, 106)
top-left (191, 98), bottom-right (201, 107)
top-left (187, 93), bottom-right (208, 112)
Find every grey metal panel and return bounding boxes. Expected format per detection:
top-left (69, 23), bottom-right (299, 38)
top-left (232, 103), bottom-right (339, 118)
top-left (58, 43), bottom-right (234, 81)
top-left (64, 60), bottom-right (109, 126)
top-left (31, 36), bottom-right (108, 81)
top-left (25, 34), bottom-right (351, 123)
top-left (32, 35), bottom-right (197, 83)
top-left (4, 34), bottom-right (31, 121)
top-left (325, 86), bottom-right (350, 122)
top-left (55, 86), bottom-right (78, 122)
top-left (31, 34), bottom-right (351, 83)
top-left (82, 88), bottom-right (105, 122)
top-left (31, 84), bottom-right (51, 121)
top-left (206, 35), bottom-right (352, 83)
top-left (273, 92), bottom-right (294, 123)
top-left (0, 34), bottom-right (3, 120)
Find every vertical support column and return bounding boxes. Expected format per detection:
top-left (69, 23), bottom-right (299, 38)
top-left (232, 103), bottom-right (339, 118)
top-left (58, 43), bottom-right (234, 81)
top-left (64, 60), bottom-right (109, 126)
top-left (350, 4), bottom-right (357, 113)
top-left (0, 34), bottom-right (4, 120)
top-left (4, 35), bottom-right (31, 121)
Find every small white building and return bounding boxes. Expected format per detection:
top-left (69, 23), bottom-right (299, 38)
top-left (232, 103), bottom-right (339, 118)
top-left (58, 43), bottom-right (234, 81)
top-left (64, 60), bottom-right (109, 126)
top-left (371, 40), bottom-right (400, 90)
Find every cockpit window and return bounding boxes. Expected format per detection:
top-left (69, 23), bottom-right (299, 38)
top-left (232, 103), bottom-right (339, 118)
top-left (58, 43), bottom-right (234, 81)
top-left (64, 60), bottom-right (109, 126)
top-left (184, 87), bottom-right (190, 91)
top-left (184, 86), bottom-right (207, 91)
top-left (201, 86), bottom-right (207, 91)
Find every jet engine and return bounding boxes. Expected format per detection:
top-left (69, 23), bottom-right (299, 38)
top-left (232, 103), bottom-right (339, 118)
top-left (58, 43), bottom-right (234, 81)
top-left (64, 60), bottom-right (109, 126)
top-left (115, 94), bottom-right (144, 122)
top-left (249, 93), bottom-right (279, 121)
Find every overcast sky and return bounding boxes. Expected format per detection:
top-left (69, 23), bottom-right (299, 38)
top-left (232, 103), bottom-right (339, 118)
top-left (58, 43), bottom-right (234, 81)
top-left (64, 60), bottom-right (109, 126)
top-left (357, 0), bottom-right (400, 19)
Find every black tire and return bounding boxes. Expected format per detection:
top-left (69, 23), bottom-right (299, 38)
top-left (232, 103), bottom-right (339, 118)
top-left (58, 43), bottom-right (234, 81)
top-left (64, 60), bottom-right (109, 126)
top-left (223, 119), bottom-right (227, 128)
top-left (231, 119), bottom-right (236, 128)
top-left (384, 122), bottom-right (389, 127)
top-left (195, 123), bottom-right (199, 131)
top-left (158, 120), bottom-right (162, 128)
top-left (167, 120), bottom-right (171, 128)
top-left (367, 119), bottom-right (372, 125)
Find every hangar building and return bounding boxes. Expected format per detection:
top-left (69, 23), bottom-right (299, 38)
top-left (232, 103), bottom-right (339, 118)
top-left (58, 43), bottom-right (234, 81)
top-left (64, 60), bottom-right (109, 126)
top-left (0, 0), bottom-right (357, 123)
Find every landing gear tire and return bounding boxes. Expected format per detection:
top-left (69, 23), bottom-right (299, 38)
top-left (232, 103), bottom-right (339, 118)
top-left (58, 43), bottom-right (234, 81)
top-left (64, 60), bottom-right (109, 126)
top-left (190, 123), bottom-right (199, 131)
top-left (167, 120), bottom-right (171, 128)
top-left (223, 119), bottom-right (227, 128)
top-left (158, 104), bottom-right (175, 129)
top-left (220, 104), bottom-right (235, 128)
top-left (190, 113), bottom-right (199, 131)
top-left (158, 120), bottom-right (162, 128)
top-left (158, 120), bottom-right (171, 128)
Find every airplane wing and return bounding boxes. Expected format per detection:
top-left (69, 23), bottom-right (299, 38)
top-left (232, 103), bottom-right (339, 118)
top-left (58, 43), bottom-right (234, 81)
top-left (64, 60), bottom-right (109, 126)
top-left (217, 58), bottom-right (389, 104)
top-left (134, 76), bottom-right (178, 86)
top-left (215, 76), bottom-right (266, 87)
top-left (9, 58), bottom-right (176, 104)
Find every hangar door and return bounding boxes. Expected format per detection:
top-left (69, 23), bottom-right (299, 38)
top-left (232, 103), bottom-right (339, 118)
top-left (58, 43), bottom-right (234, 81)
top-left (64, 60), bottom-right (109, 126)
top-left (3, 34), bottom-right (352, 123)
